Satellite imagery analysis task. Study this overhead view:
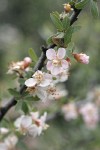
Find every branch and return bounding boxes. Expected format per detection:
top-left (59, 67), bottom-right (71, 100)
top-left (0, 8), bottom-right (81, 122)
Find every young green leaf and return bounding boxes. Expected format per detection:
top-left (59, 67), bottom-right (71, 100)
top-left (90, 0), bottom-right (99, 18)
top-left (15, 101), bottom-right (23, 111)
top-left (28, 48), bottom-right (38, 63)
top-left (50, 12), bottom-right (63, 31)
top-left (62, 16), bottom-right (70, 31)
top-left (22, 101), bottom-right (29, 114)
top-left (75, 0), bottom-right (90, 9)
top-left (47, 36), bottom-right (53, 44)
top-left (8, 88), bottom-right (20, 97)
top-left (64, 26), bottom-right (73, 45)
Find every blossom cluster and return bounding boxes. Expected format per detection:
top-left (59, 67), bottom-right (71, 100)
top-left (6, 47), bottom-right (89, 137)
top-left (62, 100), bottom-right (99, 129)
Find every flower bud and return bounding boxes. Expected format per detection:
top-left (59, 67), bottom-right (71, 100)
top-left (23, 57), bottom-right (32, 68)
top-left (73, 53), bottom-right (89, 64)
top-left (63, 3), bottom-right (72, 13)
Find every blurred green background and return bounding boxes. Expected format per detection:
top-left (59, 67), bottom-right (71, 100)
top-left (0, 0), bottom-right (100, 150)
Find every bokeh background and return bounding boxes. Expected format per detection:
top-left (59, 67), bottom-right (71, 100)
top-left (0, 0), bottom-right (100, 150)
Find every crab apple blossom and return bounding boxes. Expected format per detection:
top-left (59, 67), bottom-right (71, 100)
top-left (14, 115), bottom-right (32, 135)
top-left (62, 102), bottom-right (78, 121)
top-left (7, 57), bottom-right (32, 75)
top-left (79, 103), bottom-right (99, 129)
top-left (73, 53), bottom-right (89, 64)
top-left (29, 112), bottom-right (48, 137)
top-left (25, 70), bottom-right (52, 87)
top-left (46, 48), bottom-right (69, 75)
top-left (26, 86), bottom-right (47, 101)
top-left (14, 112), bottom-right (48, 137)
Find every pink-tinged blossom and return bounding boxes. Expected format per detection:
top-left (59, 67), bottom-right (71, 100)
top-left (25, 71), bottom-right (53, 101)
top-left (73, 53), bottom-right (89, 64)
top-left (14, 115), bottom-right (32, 135)
top-left (7, 57), bottom-right (32, 75)
top-left (14, 112), bottom-right (48, 137)
top-left (46, 48), bottom-right (69, 75)
top-left (62, 102), bottom-right (78, 121)
top-left (79, 103), bottom-right (99, 129)
top-left (29, 112), bottom-right (48, 137)
top-left (25, 70), bottom-right (52, 88)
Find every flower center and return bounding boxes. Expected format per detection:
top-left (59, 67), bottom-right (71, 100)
top-left (34, 73), bottom-right (44, 82)
top-left (52, 59), bottom-right (61, 66)
top-left (47, 87), bottom-right (56, 95)
top-left (27, 87), bottom-right (37, 94)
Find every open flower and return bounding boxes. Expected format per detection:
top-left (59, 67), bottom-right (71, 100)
top-left (29, 112), bottom-right (48, 137)
top-left (25, 70), bottom-right (52, 87)
top-left (14, 112), bottom-right (48, 137)
top-left (46, 48), bottom-right (69, 75)
top-left (73, 53), bottom-right (89, 64)
top-left (7, 57), bottom-right (32, 75)
top-left (14, 115), bottom-right (32, 135)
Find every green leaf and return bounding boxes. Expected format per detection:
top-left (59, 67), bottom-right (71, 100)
top-left (22, 102), bottom-right (29, 114)
top-left (75, 0), bottom-right (90, 9)
top-left (50, 12), bottom-right (63, 31)
top-left (67, 42), bottom-right (75, 53)
top-left (28, 48), bottom-right (38, 63)
top-left (64, 26), bottom-right (73, 45)
top-left (25, 95), bottom-right (40, 101)
top-left (18, 78), bottom-right (25, 85)
top-left (56, 32), bottom-right (64, 38)
top-left (90, 0), bottom-right (99, 18)
top-left (8, 88), bottom-right (20, 97)
top-left (62, 16), bottom-right (70, 31)
top-left (47, 36), bottom-right (53, 44)
top-left (15, 101), bottom-right (23, 111)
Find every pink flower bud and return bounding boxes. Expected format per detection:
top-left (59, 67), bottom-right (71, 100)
top-left (73, 53), bottom-right (89, 64)
top-left (23, 57), bottom-right (32, 68)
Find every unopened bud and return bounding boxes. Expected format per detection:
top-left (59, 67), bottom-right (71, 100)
top-left (23, 57), bottom-right (32, 68)
top-left (73, 53), bottom-right (89, 64)
top-left (63, 3), bottom-right (73, 13)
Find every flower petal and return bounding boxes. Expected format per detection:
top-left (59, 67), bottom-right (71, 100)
top-left (44, 73), bottom-right (52, 80)
top-left (30, 112), bottom-right (39, 120)
top-left (21, 116), bottom-right (32, 129)
top-left (57, 48), bottom-right (66, 59)
top-left (25, 78), bottom-right (37, 87)
top-left (14, 116), bottom-right (24, 128)
top-left (46, 49), bottom-right (56, 60)
top-left (51, 66), bottom-right (61, 75)
top-left (46, 61), bottom-right (53, 71)
top-left (40, 79), bottom-right (51, 87)
top-left (36, 87), bottom-right (47, 100)
top-left (61, 60), bottom-right (69, 69)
